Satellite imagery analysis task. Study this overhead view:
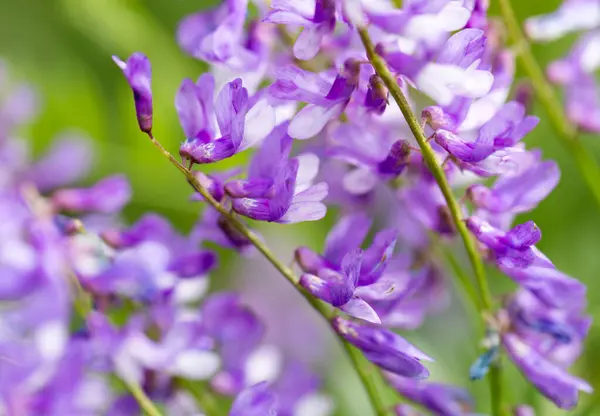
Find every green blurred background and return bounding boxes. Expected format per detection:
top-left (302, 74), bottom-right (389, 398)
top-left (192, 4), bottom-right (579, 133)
top-left (1, 0), bottom-right (599, 414)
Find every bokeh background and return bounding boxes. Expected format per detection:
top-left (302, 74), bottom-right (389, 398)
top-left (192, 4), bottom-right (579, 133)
top-left (1, 0), bottom-right (598, 414)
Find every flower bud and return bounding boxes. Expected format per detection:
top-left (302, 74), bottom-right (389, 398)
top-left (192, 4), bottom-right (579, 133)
top-left (113, 53), bottom-right (153, 135)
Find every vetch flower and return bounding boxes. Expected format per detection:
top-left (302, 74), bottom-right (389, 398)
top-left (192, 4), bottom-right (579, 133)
top-left (225, 122), bottom-right (328, 223)
top-left (467, 158), bottom-right (560, 227)
top-left (230, 382), bottom-right (277, 416)
top-left (525, 0), bottom-right (600, 42)
top-left (546, 31), bottom-right (600, 133)
top-left (269, 61), bottom-right (361, 139)
top-left (177, 74), bottom-right (275, 165)
top-left (51, 175), bottom-right (131, 214)
top-left (332, 317), bottom-right (433, 378)
top-left (385, 373), bottom-right (475, 416)
top-left (365, 0), bottom-right (473, 43)
top-left (381, 29), bottom-right (494, 106)
top-left (264, 0), bottom-right (337, 60)
top-left (435, 101), bottom-right (539, 163)
top-left (503, 333), bottom-right (592, 410)
top-left (113, 53), bottom-right (153, 134)
top-left (177, 0), bottom-right (261, 70)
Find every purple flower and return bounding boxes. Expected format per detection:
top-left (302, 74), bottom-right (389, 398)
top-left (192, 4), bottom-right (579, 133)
top-left (177, 75), bottom-right (275, 165)
top-left (230, 382), bottom-right (277, 416)
top-left (202, 293), bottom-right (265, 395)
top-left (525, 0), bottom-right (600, 41)
top-left (225, 122), bottom-right (328, 223)
top-left (87, 310), bottom-right (219, 384)
top-left (467, 217), bottom-right (543, 267)
top-left (264, 0), bottom-right (337, 60)
top-left (468, 158), bottom-right (560, 227)
top-left (332, 317), bottom-right (433, 378)
top-left (503, 333), bottom-right (592, 410)
top-left (269, 62), bottom-right (361, 139)
top-left (327, 122), bottom-right (411, 194)
top-left (385, 373), bottom-right (474, 416)
top-left (296, 213), bottom-right (397, 285)
top-left (51, 175), bottom-right (131, 214)
top-left (381, 29), bottom-right (494, 106)
top-left (27, 132), bottom-right (93, 192)
top-left (546, 31), bottom-right (600, 133)
top-left (177, 0), bottom-right (262, 70)
top-left (364, 75), bottom-right (389, 114)
top-left (435, 101), bottom-right (539, 163)
top-left (113, 53), bottom-right (153, 134)
top-left (365, 0), bottom-right (472, 42)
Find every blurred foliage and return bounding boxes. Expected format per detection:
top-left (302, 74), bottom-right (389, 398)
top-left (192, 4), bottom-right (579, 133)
top-left (1, 0), bottom-right (599, 414)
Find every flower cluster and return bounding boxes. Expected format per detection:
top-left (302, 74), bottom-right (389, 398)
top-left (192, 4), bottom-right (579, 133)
top-left (1, 0), bottom-right (595, 414)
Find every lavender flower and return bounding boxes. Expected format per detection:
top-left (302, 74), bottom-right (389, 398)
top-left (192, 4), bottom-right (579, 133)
top-left (177, 0), bottom-right (262, 71)
top-left (333, 317), bottom-right (433, 379)
top-left (225, 122), bottom-right (328, 223)
top-left (51, 175), bottom-right (131, 214)
top-left (113, 53), bottom-right (153, 134)
top-left (177, 74), bottom-right (275, 164)
top-left (435, 101), bottom-right (539, 163)
top-left (386, 373), bottom-right (475, 416)
top-left (264, 0), bottom-right (337, 60)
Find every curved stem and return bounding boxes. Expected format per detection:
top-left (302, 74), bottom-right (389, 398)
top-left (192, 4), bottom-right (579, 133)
top-left (497, 0), bottom-right (600, 211)
top-left (145, 133), bottom-right (388, 416)
top-left (123, 379), bottom-right (164, 416)
top-left (357, 27), bottom-right (501, 415)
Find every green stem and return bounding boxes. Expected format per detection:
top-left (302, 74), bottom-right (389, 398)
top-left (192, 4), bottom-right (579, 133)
top-left (357, 27), bottom-right (502, 415)
top-left (441, 248), bottom-right (481, 313)
top-left (146, 133), bottom-right (388, 416)
top-left (342, 342), bottom-right (388, 416)
top-left (497, 0), bottom-right (600, 211)
top-left (357, 29), bottom-right (493, 312)
top-left (123, 379), bottom-right (164, 416)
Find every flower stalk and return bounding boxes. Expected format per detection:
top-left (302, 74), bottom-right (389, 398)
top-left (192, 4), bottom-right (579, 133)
top-left (497, 0), bottom-right (600, 211)
top-left (145, 132), bottom-right (390, 416)
top-left (357, 27), bottom-right (503, 416)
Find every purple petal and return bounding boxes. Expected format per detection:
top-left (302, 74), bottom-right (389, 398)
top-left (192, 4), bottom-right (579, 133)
top-left (176, 78), bottom-right (206, 139)
top-left (113, 53), bottom-right (153, 134)
top-left (230, 382), bottom-right (277, 416)
top-left (52, 175), bottom-right (131, 214)
top-left (340, 298), bottom-right (381, 323)
top-left (288, 103), bottom-right (344, 140)
top-left (168, 251), bottom-right (218, 278)
top-left (501, 221), bottom-right (541, 249)
top-left (299, 269), bottom-right (354, 306)
top-left (28, 133), bottom-right (93, 192)
top-left (501, 265), bottom-right (586, 309)
top-left (294, 25), bottom-right (327, 61)
top-left (503, 334), bottom-right (592, 410)
top-left (324, 213), bottom-right (372, 267)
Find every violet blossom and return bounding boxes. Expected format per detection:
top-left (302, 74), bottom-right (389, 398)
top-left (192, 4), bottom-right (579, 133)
top-left (225, 122), bottom-right (328, 223)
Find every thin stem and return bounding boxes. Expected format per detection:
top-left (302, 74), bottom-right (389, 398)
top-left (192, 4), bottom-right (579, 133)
top-left (145, 133), bottom-right (388, 416)
top-left (342, 342), bottom-right (388, 416)
top-left (357, 29), bottom-right (493, 312)
top-left (123, 379), bottom-right (164, 416)
top-left (497, 0), bottom-right (600, 211)
top-left (357, 27), bottom-right (501, 415)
